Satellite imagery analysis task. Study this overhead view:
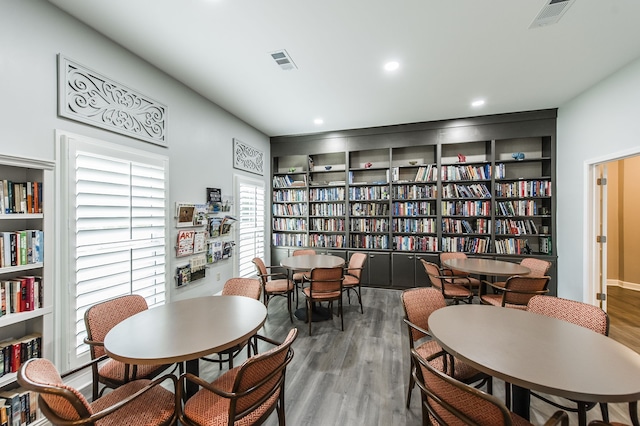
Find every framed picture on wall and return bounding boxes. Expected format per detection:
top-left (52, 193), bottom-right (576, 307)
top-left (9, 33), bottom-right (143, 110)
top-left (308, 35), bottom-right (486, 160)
top-left (176, 203), bottom-right (195, 227)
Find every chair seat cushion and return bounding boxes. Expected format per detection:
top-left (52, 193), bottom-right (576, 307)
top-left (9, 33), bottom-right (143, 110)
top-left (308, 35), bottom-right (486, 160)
top-left (264, 279), bottom-right (293, 293)
top-left (441, 284), bottom-right (472, 298)
top-left (98, 359), bottom-right (167, 382)
top-left (302, 288), bottom-right (341, 300)
top-left (342, 275), bottom-right (359, 287)
top-left (293, 271), bottom-right (310, 282)
top-left (91, 379), bottom-right (176, 425)
top-left (183, 366), bottom-right (279, 426)
top-left (415, 340), bottom-right (481, 382)
top-left (480, 295), bottom-right (528, 310)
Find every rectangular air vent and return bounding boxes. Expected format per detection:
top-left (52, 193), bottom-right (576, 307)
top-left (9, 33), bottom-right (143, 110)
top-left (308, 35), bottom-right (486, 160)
top-left (270, 49), bottom-right (298, 71)
top-left (529, 0), bottom-right (576, 29)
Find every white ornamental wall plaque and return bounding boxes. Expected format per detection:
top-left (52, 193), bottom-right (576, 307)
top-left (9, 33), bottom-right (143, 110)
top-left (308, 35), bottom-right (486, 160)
top-left (233, 138), bottom-right (264, 175)
top-left (58, 54), bottom-right (167, 147)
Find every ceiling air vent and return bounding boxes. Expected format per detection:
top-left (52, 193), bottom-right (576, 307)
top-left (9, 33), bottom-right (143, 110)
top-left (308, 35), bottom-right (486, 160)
top-left (529, 0), bottom-right (576, 29)
top-left (270, 49), bottom-right (298, 71)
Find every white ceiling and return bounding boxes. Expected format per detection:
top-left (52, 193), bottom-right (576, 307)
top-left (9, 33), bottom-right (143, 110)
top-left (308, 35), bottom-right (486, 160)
top-left (48, 0), bottom-right (640, 137)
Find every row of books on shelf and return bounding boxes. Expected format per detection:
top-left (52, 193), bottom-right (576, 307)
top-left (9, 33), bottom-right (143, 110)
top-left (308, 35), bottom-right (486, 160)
top-left (272, 189), bottom-right (307, 202)
top-left (495, 219), bottom-right (539, 235)
top-left (495, 180), bottom-right (552, 198)
top-left (348, 186), bottom-right (389, 201)
top-left (0, 277), bottom-right (43, 316)
top-left (310, 203), bottom-right (345, 216)
top-left (392, 184), bottom-right (436, 199)
top-left (272, 233), bottom-right (308, 247)
top-left (272, 218), bottom-right (308, 232)
top-left (442, 183), bottom-right (491, 199)
top-left (350, 202), bottom-right (389, 216)
top-left (310, 218), bottom-right (345, 232)
top-left (0, 333), bottom-right (42, 379)
top-left (393, 235), bottom-right (438, 252)
top-left (309, 187), bottom-right (345, 201)
top-left (0, 181), bottom-right (42, 215)
top-left (308, 234), bottom-right (345, 248)
top-left (272, 174), bottom-right (307, 188)
top-left (440, 164), bottom-right (491, 181)
top-left (349, 235), bottom-right (390, 250)
top-left (0, 385), bottom-right (40, 425)
top-left (0, 231), bottom-right (43, 269)
top-left (393, 218), bottom-right (436, 234)
top-left (349, 218), bottom-right (389, 233)
top-left (390, 165), bottom-right (437, 182)
top-left (272, 204), bottom-right (307, 216)
top-left (393, 201), bottom-right (435, 216)
top-left (441, 237), bottom-right (491, 254)
top-left (442, 200), bottom-right (491, 216)
top-left (442, 218), bottom-right (491, 234)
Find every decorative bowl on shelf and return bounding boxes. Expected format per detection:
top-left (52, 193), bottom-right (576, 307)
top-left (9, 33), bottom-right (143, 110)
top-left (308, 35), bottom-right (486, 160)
top-left (408, 161), bottom-right (418, 166)
top-left (364, 162), bottom-right (373, 169)
top-left (288, 167), bottom-right (296, 172)
top-left (325, 165), bottom-right (332, 170)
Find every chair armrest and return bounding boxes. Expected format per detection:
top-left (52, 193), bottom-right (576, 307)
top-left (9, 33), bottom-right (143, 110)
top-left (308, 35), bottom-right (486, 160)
top-left (261, 271), bottom-right (289, 280)
top-left (403, 318), bottom-right (432, 338)
top-left (83, 338), bottom-right (104, 348)
top-left (59, 354), bottom-right (109, 379)
top-left (544, 410), bottom-right (569, 426)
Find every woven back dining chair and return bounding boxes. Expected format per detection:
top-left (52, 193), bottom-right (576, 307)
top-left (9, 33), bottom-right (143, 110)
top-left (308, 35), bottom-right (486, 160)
top-left (401, 287), bottom-right (491, 408)
top-left (420, 259), bottom-right (474, 305)
top-left (439, 252), bottom-right (481, 291)
top-left (252, 257), bottom-right (294, 323)
top-left (411, 349), bottom-right (569, 426)
top-left (18, 357), bottom-right (178, 426)
top-left (179, 329), bottom-right (298, 426)
top-left (292, 249), bottom-right (316, 308)
top-left (342, 252), bottom-right (367, 313)
top-left (201, 278), bottom-right (263, 370)
top-left (83, 294), bottom-right (176, 401)
top-left (526, 295), bottom-right (612, 425)
top-left (303, 266), bottom-right (345, 335)
top-left (479, 275), bottom-right (550, 309)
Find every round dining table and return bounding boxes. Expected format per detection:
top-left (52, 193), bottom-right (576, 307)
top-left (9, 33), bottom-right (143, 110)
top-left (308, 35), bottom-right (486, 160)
top-left (280, 254), bottom-right (345, 322)
top-left (441, 257), bottom-right (530, 276)
top-left (104, 295), bottom-right (267, 398)
top-left (428, 304), bottom-right (640, 424)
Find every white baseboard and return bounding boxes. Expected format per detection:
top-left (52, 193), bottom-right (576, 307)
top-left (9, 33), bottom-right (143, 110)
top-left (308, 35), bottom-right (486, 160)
top-left (607, 279), bottom-right (640, 292)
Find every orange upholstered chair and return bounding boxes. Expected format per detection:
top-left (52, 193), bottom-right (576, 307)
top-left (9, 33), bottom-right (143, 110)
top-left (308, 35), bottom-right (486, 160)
top-left (479, 275), bottom-right (550, 309)
top-left (303, 266), bottom-right (345, 335)
top-left (401, 287), bottom-right (491, 408)
top-left (252, 257), bottom-right (295, 323)
top-left (84, 294), bottom-right (176, 401)
top-left (411, 349), bottom-right (568, 426)
top-left (291, 249), bottom-right (316, 307)
top-left (527, 295), bottom-right (612, 425)
top-left (342, 252), bottom-right (367, 313)
top-left (201, 278), bottom-right (263, 369)
top-left (178, 329), bottom-right (297, 426)
top-left (439, 252), bottom-right (481, 291)
top-left (18, 357), bottom-right (178, 426)
top-left (420, 259), bottom-right (474, 305)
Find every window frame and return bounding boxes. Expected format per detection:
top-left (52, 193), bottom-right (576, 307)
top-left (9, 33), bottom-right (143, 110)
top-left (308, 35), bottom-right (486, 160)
top-left (234, 174), bottom-right (266, 279)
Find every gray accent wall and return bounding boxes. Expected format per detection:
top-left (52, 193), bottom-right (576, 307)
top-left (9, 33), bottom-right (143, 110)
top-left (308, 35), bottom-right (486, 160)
top-left (557, 57), bottom-right (640, 301)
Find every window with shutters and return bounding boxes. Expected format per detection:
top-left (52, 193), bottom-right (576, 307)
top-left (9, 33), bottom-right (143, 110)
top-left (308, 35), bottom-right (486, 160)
top-left (235, 176), bottom-right (265, 278)
top-left (59, 134), bottom-right (168, 363)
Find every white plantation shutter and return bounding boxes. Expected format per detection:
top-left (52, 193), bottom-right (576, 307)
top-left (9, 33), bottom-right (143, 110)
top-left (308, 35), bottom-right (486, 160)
top-left (70, 144), bottom-right (167, 357)
top-left (236, 177), bottom-right (265, 278)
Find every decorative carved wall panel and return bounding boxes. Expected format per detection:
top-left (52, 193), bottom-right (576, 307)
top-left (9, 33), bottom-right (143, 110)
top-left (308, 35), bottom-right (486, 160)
top-left (58, 54), bottom-right (167, 147)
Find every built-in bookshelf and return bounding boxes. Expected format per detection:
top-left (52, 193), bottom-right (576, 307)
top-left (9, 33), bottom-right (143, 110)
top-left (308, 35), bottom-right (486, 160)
top-left (270, 110), bottom-right (557, 290)
top-left (0, 155), bottom-right (53, 425)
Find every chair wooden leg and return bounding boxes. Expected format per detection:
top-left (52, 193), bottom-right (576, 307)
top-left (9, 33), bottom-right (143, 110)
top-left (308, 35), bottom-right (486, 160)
top-left (356, 286), bottom-right (363, 314)
top-left (287, 291), bottom-right (293, 323)
top-left (406, 360), bottom-right (415, 408)
top-left (339, 298), bottom-right (344, 331)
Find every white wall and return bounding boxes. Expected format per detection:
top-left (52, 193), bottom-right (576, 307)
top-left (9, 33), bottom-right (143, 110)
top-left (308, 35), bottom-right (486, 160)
top-left (557, 56), bottom-right (640, 300)
top-left (0, 0), bottom-right (270, 301)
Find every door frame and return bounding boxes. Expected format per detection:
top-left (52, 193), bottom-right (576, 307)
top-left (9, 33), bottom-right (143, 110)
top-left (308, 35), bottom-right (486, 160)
top-left (585, 146), bottom-right (640, 306)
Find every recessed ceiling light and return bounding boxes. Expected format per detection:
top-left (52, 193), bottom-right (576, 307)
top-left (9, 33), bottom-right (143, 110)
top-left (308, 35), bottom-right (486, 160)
top-left (314, 118), bottom-right (324, 125)
top-left (471, 99), bottom-right (486, 107)
top-left (384, 61), bottom-right (400, 72)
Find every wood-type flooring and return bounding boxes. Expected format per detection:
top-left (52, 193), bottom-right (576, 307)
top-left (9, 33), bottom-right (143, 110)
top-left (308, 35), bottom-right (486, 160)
top-left (195, 287), bottom-right (635, 426)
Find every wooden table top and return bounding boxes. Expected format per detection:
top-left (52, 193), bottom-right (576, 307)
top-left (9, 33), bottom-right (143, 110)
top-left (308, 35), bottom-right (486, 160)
top-left (280, 254), bottom-right (345, 270)
top-left (428, 304), bottom-right (640, 404)
top-left (104, 295), bottom-right (267, 365)
top-left (442, 257), bottom-right (530, 276)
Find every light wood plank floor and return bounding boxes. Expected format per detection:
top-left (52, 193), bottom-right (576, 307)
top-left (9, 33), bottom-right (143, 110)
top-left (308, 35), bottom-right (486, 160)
top-left (196, 287), bottom-right (635, 426)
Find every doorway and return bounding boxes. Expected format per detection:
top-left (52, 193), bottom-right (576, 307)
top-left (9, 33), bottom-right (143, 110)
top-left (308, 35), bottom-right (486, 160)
top-left (590, 154), bottom-right (640, 353)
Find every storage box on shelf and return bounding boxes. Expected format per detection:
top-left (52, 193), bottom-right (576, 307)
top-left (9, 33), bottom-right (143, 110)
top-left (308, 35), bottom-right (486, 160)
top-left (0, 155), bottom-right (53, 425)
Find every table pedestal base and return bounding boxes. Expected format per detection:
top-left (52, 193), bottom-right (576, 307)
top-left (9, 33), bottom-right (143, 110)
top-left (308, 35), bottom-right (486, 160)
top-left (512, 385), bottom-right (530, 421)
top-left (294, 304), bottom-right (331, 322)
